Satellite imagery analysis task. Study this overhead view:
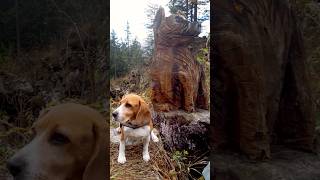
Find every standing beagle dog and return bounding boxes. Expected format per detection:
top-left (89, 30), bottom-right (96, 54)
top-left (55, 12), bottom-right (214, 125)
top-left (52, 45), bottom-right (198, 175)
top-left (7, 103), bottom-right (108, 180)
top-left (112, 94), bottom-right (159, 164)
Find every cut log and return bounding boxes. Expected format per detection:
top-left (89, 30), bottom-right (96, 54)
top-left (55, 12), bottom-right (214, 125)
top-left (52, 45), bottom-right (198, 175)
top-left (153, 109), bottom-right (210, 152)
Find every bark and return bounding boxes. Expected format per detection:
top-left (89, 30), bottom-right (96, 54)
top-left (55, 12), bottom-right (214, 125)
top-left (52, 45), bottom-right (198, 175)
top-left (153, 110), bottom-right (210, 152)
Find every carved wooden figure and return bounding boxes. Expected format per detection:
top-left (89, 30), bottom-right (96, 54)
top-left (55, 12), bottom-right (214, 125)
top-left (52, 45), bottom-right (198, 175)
top-left (150, 7), bottom-right (209, 113)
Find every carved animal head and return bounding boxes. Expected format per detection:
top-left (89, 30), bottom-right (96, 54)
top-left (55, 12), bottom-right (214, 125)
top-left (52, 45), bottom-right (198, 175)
top-left (153, 7), bottom-right (201, 46)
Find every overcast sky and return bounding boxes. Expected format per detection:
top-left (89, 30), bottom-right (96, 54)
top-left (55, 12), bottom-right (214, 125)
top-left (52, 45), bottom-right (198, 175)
top-left (110, 0), bottom-right (210, 46)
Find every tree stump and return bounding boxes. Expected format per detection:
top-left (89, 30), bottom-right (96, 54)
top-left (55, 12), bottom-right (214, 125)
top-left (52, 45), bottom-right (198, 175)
top-left (150, 7), bottom-right (210, 152)
top-left (153, 109), bottom-right (210, 152)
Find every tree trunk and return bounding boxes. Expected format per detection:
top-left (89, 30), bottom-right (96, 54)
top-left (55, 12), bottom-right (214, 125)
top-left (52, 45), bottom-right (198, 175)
top-left (150, 7), bottom-right (210, 152)
top-left (190, 4), bottom-right (193, 22)
top-left (15, 0), bottom-right (20, 59)
top-left (185, 0), bottom-right (188, 19)
top-left (194, 0), bottom-right (197, 22)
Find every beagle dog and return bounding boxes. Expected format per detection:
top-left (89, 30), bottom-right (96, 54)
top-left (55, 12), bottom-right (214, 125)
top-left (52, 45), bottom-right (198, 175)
top-left (7, 103), bottom-right (108, 180)
top-left (112, 94), bottom-right (159, 164)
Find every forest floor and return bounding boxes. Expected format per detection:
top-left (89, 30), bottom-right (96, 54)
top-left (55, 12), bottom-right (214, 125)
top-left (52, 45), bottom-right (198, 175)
top-left (110, 73), bottom-right (176, 180)
top-left (214, 143), bottom-right (320, 180)
top-left (110, 127), bottom-right (173, 180)
top-left (109, 61), bottom-right (210, 180)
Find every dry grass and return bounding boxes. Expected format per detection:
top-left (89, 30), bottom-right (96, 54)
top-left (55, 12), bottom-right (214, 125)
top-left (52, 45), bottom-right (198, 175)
top-left (110, 130), bottom-right (177, 180)
top-left (110, 94), bottom-right (177, 180)
top-left (109, 78), bottom-right (178, 179)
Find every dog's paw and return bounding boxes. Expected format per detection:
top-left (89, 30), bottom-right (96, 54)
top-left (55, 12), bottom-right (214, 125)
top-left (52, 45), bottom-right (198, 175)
top-left (151, 133), bottom-right (159, 142)
top-left (151, 129), bottom-right (159, 142)
top-left (143, 152), bottom-right (150, 162)
top-left (117, 155), bottom-right (126, 164)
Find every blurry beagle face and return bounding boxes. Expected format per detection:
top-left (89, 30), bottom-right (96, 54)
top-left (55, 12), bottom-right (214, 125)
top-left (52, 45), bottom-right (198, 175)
top-left (112, 94), bottom-right (150, 126)
top-left (7, 103), bottom-right (107, 180)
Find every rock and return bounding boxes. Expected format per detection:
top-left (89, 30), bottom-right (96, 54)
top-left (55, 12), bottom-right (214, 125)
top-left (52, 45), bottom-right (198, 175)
top-left (153, 109), bottom-right (210, 152)
top-left (213, 0), bottom-right (316, 159)
top-left (150, 7), bottom-right (209, 113)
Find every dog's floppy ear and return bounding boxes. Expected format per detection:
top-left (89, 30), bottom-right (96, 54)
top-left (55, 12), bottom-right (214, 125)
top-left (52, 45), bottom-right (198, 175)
top-left (154, 6), bottom-right (165, 31)
top-left (136, 100), bottom-right (151, 125)
top-left (82, 120), bottom-right (107, 180)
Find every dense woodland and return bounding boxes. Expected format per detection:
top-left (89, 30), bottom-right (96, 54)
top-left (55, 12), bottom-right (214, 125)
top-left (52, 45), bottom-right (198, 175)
top-left (0, 0), bottom-right (107, 105)
top-left (0, 0), bottom-right (107, 175)
top-left (110, 0), bottom-right (210, 79)
top-left (110, 28), bottom-right (145, 79)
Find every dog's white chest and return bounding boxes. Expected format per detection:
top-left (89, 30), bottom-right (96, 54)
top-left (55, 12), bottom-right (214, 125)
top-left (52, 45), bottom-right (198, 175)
top-left (123, 125), bottom-right (150, 138)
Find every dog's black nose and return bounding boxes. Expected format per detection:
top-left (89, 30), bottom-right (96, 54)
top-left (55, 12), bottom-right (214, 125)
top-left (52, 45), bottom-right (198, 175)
top-left (112, 111), bottom-right (118, 118)
top-left (7, 158), bottom-right (25, 177)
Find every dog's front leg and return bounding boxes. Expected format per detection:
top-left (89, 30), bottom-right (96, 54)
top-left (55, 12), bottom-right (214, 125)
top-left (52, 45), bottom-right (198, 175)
top-left (118, 140), bottom-right (126, 164)
top-left (143, 135), bottom-right (150, 162)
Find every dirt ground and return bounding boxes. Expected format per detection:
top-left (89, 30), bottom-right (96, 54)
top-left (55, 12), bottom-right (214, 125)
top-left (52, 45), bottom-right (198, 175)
top-left (213, 145), bottom-right (320, 180)
top-left (110, 142), bottom-right (160, 179)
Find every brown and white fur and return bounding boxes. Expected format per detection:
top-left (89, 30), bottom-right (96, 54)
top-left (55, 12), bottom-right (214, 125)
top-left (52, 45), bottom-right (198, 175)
top-left (6, 103), bottom-right (107, 180)
top-left (112, 94), bottom-right (159, 164)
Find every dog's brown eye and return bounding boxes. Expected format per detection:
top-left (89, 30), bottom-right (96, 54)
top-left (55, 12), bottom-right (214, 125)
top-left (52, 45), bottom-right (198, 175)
top-left (50, 132), bottom-right (70, 145)
top-left (125, 103), bottom-right (132, 108)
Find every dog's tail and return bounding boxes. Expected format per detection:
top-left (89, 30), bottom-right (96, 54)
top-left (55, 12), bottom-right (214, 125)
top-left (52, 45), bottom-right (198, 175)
top-left (151, 128), bottom-right (159, 142)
